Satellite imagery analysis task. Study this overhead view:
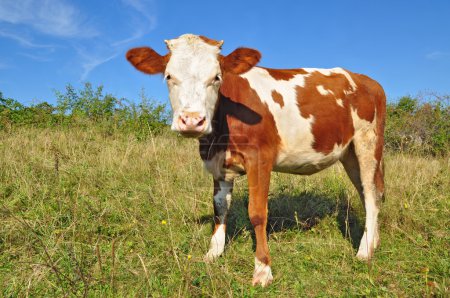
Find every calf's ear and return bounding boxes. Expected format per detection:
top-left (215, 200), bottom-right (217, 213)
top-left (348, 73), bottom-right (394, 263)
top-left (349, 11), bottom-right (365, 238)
top-left (126, 47), bottom-right (169, 74)
top-left (220, 48), bottom-right (261, 75)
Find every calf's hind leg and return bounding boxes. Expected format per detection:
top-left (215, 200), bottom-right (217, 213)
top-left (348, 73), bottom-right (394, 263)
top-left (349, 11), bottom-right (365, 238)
top-left (347, 129), bottom-right (384, 261)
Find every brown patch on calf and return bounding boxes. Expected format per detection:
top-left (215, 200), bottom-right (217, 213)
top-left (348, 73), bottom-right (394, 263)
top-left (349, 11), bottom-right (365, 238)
top-left (349, 72), bottom-right (386, 123)
top-left (354, 100), bottom-right (375, 122)
top-left (219, 73), bottom-right (281, 161)
top-left (296, 71), bottom-right (355, 154)
top-left (250, 215), bottom-right (265, 227)
top-left (257, 255), bottom-right (270, 266)
top-left (264, 67), bottom-right (308, 81)
top-left (201, 73), bottom-right (280, 163)
top-left (271, 90), bottom-right (284, 107)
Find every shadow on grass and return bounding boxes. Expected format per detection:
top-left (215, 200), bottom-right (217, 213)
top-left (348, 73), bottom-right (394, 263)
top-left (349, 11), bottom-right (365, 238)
top-left (199, 190), bottom-right (365, 251)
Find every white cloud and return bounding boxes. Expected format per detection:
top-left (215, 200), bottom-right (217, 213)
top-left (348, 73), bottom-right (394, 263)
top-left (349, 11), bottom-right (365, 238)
top-left (121, 0), bottom-right (157, 28)
top-left (0, 0), bottom-right (157, 80)
top-left (80, 54), bottom-right (120, 81)
top-left (76, 47), bottom-right (120, 81)
top-left (0, 0), bottom-right (97, 38)
top-left (19, 53), bottom-right (53, 62)
top-left (426, 51), bottom-right (450, 60)
top-left (0, 30), bottom-right (55, 48)
top-left (79, 1), bottom-right (157, 80)
top-left (115, 0), bottom-right (157, 45)
top-left (111, 29), bottom-right (146, 47)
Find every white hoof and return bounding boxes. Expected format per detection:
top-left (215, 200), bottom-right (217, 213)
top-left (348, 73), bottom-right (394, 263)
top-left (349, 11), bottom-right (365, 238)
top-left (252, 258), bottom-right (273, 287)
top-left (356, 249), bottom-right (371, 261)
top-left (204, 249), bottom-right (222, 262)
top-left (356, 232), bottom-right (374, 261)
top-left (204, 225), bottom-right (225, 263)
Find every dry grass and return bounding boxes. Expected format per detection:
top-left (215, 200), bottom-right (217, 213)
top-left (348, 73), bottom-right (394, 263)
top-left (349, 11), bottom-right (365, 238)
top-left (0, 127), bottom-right (449, 297)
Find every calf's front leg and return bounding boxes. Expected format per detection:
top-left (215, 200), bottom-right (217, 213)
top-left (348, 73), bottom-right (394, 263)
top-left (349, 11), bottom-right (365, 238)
top-left (204, 179), bottom-right (233, 262)
top-left (247, 161), bottom-right (273, 287)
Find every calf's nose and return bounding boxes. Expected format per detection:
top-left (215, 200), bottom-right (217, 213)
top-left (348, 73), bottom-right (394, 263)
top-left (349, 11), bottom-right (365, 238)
top-left (178, 112), bottom-right (206, 132)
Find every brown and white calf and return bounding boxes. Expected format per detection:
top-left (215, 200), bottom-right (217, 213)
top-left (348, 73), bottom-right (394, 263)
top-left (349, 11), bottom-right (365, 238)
top-left (127, 34), bottom-right (386, 287)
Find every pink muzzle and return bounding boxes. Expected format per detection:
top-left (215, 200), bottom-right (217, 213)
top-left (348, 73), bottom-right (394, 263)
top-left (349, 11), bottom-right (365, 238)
top-left (177, 112), bottom-right (207, 136)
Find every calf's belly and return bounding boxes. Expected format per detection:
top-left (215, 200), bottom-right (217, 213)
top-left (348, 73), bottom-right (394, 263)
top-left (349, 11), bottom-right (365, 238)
top-left (203, 143), bottom-right (349, 180)
top-left (272, 146), bottom-right (347, 175)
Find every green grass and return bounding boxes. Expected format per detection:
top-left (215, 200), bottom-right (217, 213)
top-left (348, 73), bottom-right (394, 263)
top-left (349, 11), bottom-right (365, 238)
top-left (0, 127), bottom-right (449, 297)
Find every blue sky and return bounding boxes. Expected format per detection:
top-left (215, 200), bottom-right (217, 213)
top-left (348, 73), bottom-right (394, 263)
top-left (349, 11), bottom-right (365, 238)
top-left (0, 0), bottom-right (449, 106)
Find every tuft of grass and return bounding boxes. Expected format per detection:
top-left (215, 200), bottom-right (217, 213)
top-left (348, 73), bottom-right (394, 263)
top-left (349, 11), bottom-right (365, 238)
top-left (1, 127), bottom-right (449, 297)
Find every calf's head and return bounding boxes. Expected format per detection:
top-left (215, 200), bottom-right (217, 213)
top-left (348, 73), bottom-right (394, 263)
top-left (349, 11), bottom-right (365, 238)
top-left (127, 34), bottom-right (260, 137)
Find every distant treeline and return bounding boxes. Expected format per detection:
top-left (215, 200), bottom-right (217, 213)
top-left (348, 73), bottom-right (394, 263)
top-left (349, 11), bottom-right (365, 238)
top-left (385, 93), bottom-right (449, 156)
top-left (0, 83), bottom-right (170, 140)
top-left (1, 84), bottom-right (449, 156)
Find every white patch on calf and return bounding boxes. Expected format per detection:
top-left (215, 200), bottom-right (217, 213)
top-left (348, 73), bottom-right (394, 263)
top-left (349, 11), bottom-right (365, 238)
top-left (303, 68), bottom-right (333, 76)
top-left (316, 85), bottom-right (335, 96)
top-left (304, 67), bottom-right (357, 92)
top-left (333, 68), bottom-right (357, 91)
top-left (215, 180), bottom-right (233, 213)
top-left (351, 108), bottom-right (374, 131)
top-left (317, 85), bottom-right (345, 108)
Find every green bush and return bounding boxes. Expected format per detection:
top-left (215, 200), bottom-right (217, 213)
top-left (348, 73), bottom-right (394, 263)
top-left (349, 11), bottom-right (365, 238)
top-left (1, 84), bottom-right (170, 139)
top-left (385, 94), bottom-right (449, 156)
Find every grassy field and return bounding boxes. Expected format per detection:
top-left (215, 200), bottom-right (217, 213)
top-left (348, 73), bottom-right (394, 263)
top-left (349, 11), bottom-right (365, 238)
top-left (0, 127), bottom-right (448, 297)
